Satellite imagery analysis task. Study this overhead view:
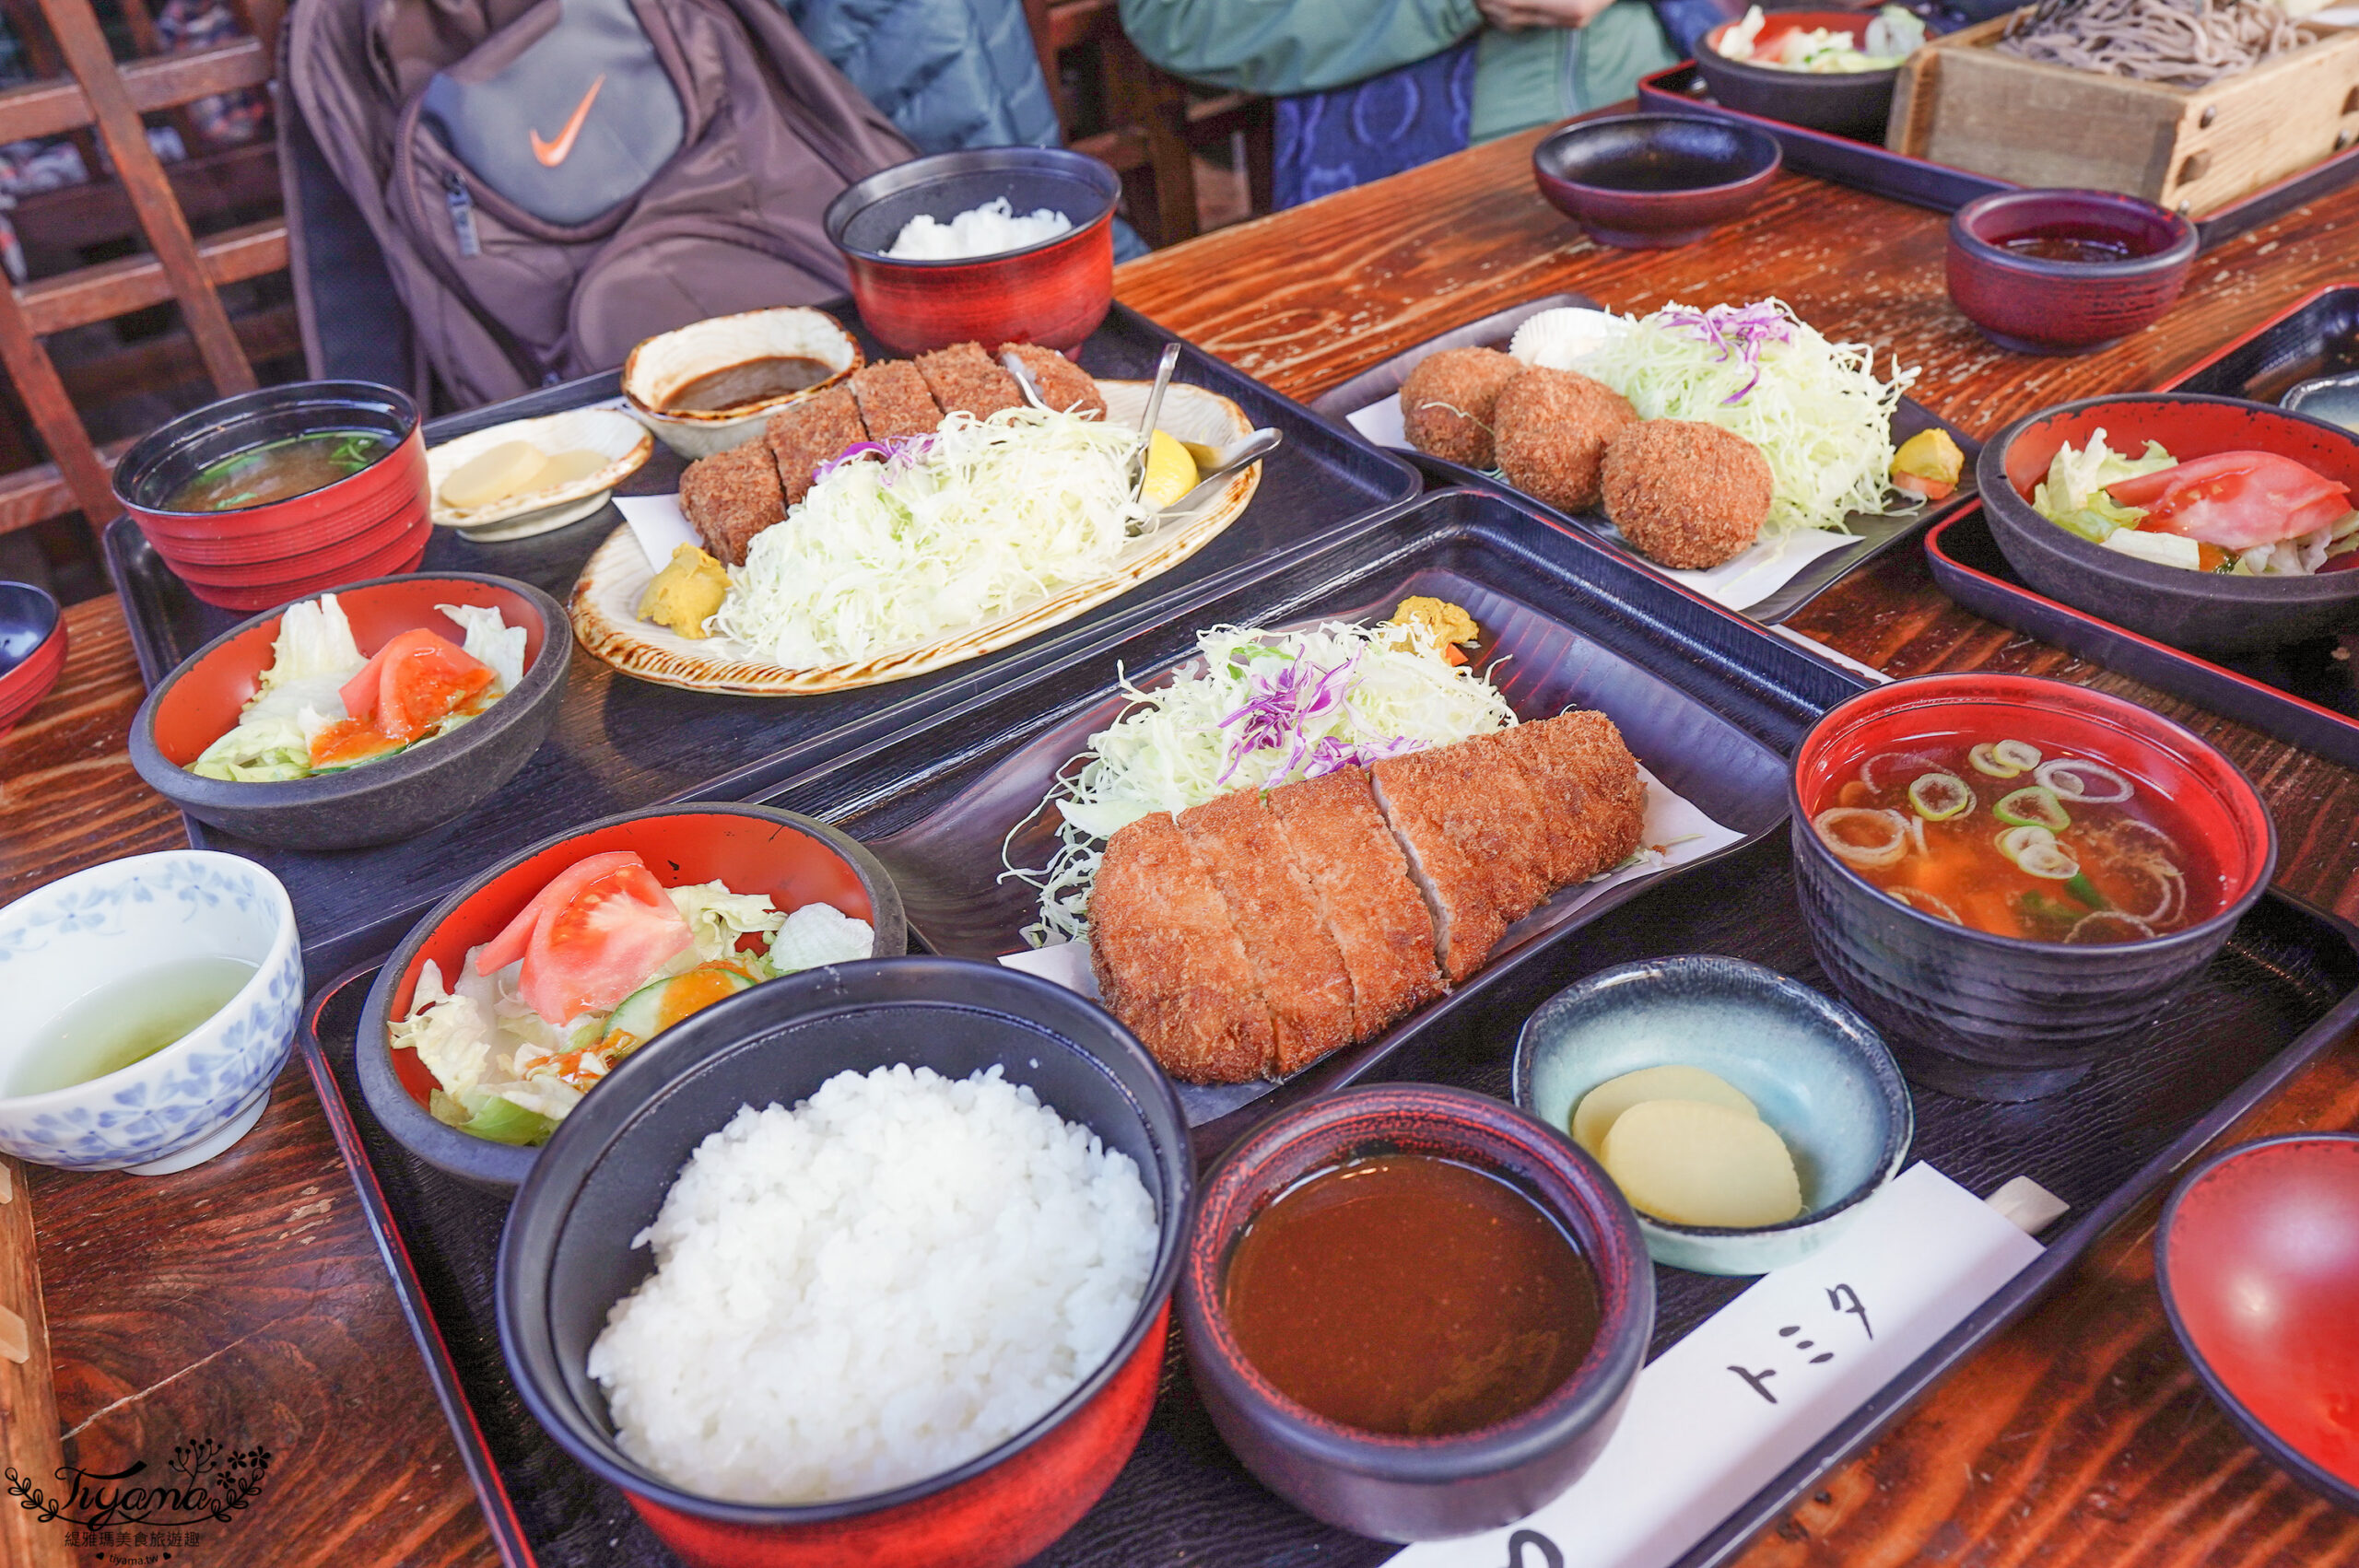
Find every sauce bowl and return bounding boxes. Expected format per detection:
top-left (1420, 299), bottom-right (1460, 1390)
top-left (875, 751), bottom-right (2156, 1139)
top-left (497, 958), bottom-right (1190, 1568)
top-left (1180, 1083), bottom-right (1653, 1541)
top-left (1532, 114), bottom-right (1781, 250)
top-left (1947, 190), bottom-right (2198, 356)
top-left (1790, 673), bottom-right (2276, 1101)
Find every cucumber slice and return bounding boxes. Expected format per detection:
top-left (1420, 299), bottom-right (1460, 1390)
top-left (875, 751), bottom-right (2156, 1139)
top-left (604, 963), bottom-right (757, 1048)
top-left (461, 1094), bottom-right (557, 1147)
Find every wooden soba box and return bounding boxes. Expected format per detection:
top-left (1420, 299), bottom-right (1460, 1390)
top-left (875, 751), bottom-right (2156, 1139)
top-left (1887, 9), bottom-right (2359, 215)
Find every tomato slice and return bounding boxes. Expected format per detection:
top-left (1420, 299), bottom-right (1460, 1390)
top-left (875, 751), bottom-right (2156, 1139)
top-left (476, 850), bottom-right (649, 975)
top-left (518, 861), bottom-right (694, 1025)
top-left (2105, 451), bottom-right (2352, 549)
top-left (340, 629), bottom-right (496, 743)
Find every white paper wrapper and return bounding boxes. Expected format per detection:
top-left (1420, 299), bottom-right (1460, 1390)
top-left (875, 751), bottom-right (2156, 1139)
top-left (616, 492), bottom-right (698, 566)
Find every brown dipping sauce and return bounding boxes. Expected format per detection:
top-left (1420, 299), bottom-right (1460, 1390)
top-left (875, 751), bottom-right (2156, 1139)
top-left (2000, 233), bottom-right (2134, 264)
top-left (1222, 1153), bottom-right (1600, 1437)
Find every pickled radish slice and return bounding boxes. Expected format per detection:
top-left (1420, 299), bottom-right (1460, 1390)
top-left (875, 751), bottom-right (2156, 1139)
top-left (1570, 1065), bottom-right (1759, 1157)
top-left (442, 441), bottom-right (545, 508)
top-left (1602, 1099), bottom-right (1803, 1228)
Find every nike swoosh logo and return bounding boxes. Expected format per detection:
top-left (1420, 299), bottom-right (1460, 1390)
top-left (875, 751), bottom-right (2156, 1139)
top-left (530, 74), bottom-right (605, 168)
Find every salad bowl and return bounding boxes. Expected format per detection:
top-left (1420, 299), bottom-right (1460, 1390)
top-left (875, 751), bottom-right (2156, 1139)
top-left (1691, 11), bottom-right (1901, 140)
top-left (128, 572), bottom-right (569, 851)
top-left (357, 802), bottom-right (907, 1194)
top-left (1979, 393), bottom-right (2359, 657)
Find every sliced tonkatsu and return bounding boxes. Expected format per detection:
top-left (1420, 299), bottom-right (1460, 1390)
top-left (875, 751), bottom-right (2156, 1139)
top-left (916, 341), bottom-right (1027, 420)
top-left (1265, 766), bottom-right (1444, 1039)
top-left (1175, 788), bottom-right (1356, 1074)
top-left (677, 438), bottom-right (784, 567)
top-left (847, 359), bottom-right (943, 442)
top-left (763, 383), bottom-right (867, 505)
top-left (1368, 753), bottom-right (1510, 983)
top-left (1499, 710), bottom-right (1647, 883)
top-left (1090, 811), bottom-right (1274, 1082)
top-left (1384, 736), bottom-right (1555, 919)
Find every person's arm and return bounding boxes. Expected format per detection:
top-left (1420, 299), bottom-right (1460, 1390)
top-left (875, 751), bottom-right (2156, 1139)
top-left (1118, 0), bottom-right (1485, 95)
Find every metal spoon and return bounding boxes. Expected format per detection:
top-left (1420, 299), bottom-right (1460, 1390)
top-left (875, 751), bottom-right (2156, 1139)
top-left (1131, 343), bottom-right (1182, 501)
top-left (1159, 427), bottom-right (1283, 514)
top-left (1002, 351), bottom-right (1051, 411)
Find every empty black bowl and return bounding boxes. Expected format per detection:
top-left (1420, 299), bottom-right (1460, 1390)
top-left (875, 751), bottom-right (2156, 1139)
top-left (1978, 393), bottom-right (2359, 657)
top-left (1691, 12), bottom-right (1900, 140)
top-left (1532, 114), bottom-right (1781, 249)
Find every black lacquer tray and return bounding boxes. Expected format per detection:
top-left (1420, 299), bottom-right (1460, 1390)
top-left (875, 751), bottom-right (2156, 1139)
top-left (1635, 63), bottom-right (2359, 252)
top-left (1922, 287), bottom-right (2359, 771)
top-left (1303, 295), bottom-right (1983, 624)
top-left (301, 491), bottom-right (2359, 1568)
top-left (106, 301), bottom-right (1419, 987)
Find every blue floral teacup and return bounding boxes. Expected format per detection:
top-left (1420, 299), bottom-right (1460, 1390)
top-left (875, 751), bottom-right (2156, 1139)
top-left (0, 850), bottom-right (300, 1174)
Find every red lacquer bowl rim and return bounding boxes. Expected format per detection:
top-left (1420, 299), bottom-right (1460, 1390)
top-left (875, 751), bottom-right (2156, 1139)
top-left (1789, 671), bottom-right (2279, 955)
top-left (112, 380), bottom-right (423, 522)
top-left (2155, 1131), bottom-right (2359, 1508)
top-left (824, 146), bottom-right (1122, 269)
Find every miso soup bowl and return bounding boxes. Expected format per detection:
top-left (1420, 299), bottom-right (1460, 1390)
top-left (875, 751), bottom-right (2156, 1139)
top-left (1180, 1083), bottom-right (1654, 1542)
top-left (826, 146), bottom-right (1120, 356)
top-left (358, 802), bottom-right (906, 1196)
top-left (111, 380), bottom-right (431, 611)
top-left (0, 850), bottom-right (300, 1174)
top-left (1790, 673), bottom-right (2276, 1102)
top-left (128, 572), bottom-right (569, 852)
top-left (497, 959), bottom-right (1191, 1568)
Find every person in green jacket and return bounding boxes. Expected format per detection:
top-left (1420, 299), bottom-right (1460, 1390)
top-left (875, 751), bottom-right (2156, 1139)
top-left (1119, 0), bottom-right (1698, 146)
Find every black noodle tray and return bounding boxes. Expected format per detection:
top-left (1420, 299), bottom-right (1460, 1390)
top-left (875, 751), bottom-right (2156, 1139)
top-left (106, 299), bottom-right (1418, 987)
top-left (1304, 295), bottom-right (1983, 624)
top-left (1635, 63), bottom-right (2359, 251)
top-left (301, 847), bottom-right (2359, 1568)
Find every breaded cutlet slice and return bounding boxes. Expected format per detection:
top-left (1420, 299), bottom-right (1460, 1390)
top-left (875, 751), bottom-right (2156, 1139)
top-left (847, 359), bottom-right (943, 442)
top-left (1266, 766), bottom-right (1443, 1039)
top-left (676, 439), bottom-right (785, 567)
top-left (763, 383), bottom-right (866, 505)
top-left (1501, 711), bottom-right (1647, 883)
top-left (916, 341), bottom-right (1026, 419)
top-left (1369, 755), bottom-right (1508, 984)
top-left (1000, 342), bottom-right (1108, 419)
top-left (1089, 811), bottom-right (1275, 1083)
top-left (1374, 740), bottom-right (1553, 927)
top-left (1176, 788), bottom-right (1356, 1074)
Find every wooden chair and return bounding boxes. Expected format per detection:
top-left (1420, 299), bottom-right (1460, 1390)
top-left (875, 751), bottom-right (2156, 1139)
top-left (1021, 0), bottom-right (1272, 248)
top-left (0, 0), bottom-right (286, 538)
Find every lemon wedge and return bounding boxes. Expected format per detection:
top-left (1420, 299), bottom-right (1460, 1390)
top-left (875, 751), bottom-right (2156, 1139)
top-left (1141, 429), bottom-right (1197, 509)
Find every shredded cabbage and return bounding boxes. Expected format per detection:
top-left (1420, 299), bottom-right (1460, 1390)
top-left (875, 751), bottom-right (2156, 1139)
top-left (715, 407), bottom-right (1151, 665)
top-left (1567, 299), bottom-right (1917, 535)
top-left (1006, 618), bottom-right (1518, 946)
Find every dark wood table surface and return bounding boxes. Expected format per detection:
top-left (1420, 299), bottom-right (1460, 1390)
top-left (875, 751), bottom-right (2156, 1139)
top-left (5, 120), bottom-right (2357, 1568)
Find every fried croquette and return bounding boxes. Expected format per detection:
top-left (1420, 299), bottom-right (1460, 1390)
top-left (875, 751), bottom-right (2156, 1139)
top-left (1600, 419), bottom-right (1775, 570)
top-left (1493, 367), bottom-right (1638, 515)
top-left (1400, 346), bottom-right (1523, 469)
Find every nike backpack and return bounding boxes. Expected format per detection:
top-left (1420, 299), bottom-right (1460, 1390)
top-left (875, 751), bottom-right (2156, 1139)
top-left (286, 0), bottom-right (917, 408)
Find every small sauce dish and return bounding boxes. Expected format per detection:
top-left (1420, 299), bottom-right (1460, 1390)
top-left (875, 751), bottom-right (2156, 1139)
top-left (1947, 189), bottom-right (2198, 356)
top-left (1532, 113), bottom-right (1781, 250)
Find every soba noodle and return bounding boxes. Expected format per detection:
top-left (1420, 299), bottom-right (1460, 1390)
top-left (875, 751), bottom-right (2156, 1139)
top-left (1998, 0), bottom-right (2315, 88)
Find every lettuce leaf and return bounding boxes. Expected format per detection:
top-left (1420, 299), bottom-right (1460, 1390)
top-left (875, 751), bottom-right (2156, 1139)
top-left (2031, 431), bottom-right (2177, 543)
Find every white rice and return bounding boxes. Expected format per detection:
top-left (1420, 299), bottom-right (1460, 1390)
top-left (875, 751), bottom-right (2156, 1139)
top-left (586, 1063), bottom-right (1156, 1504)
top-left (886, 197), bottom-right (1073, 260)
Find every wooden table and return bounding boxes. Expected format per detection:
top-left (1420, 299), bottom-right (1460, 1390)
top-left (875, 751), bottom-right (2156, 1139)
top-left (5, 122), bottom-right (2357, 1568)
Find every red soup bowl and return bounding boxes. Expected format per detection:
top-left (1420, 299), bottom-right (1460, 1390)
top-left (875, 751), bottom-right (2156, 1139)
top-left (1947, 189), bottom-right (2198, 356)
top-left (495, 958), bottom-right (1190, 1568)
top-left (1790, 673), bottom-right (2276, 1102)
top-left (1180, 1083), bottom-right (1654, 1542)
top-left (1692, 11), bottom-right (1902, 140)
top-left (1978, 392), bottom-right (2359, 657)
top-left (1532, 114), bottom-right (1781, 250)
top-left (111, 380), bottom-right (430, 609)
top-left (2157, 1132), bottom-right (2359, 1511)
top-left (0, 580), bottom-right (67, 740)
top-left (826, 146), bottom-right (1120, 356)
top-left (356, 802), bottom-right (908, 1195)
top-left (127, 572), bottom-right (568, 852)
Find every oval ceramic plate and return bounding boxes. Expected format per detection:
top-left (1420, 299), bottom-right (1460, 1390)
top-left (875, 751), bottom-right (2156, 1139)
top-left (428, 407), bottom-right (651, 529)
top-left (569, 380), bottom-right (1262, 696)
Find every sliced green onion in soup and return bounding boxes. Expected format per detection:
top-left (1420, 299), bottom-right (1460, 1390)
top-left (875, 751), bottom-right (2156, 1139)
top-left (2066, 910), bottom-right (2157, 943)
top-left (1888, 885), bottom-right (1963, 923)
top-left (1993, 785), bottom-right (2071, 831)
top-left (1907, 771), bottom-right (1974, 820)
top-left (1860, 751), bottom-right (1946, 793)
top-left (2034, 758), bottom-right (2131, 803)
top-left (1996, 824), bottom-right (2080, 879)
top-left (1969, 740), bottom-right (2041, 778)
top-left (1813, 806), bottom-right (1911, 869)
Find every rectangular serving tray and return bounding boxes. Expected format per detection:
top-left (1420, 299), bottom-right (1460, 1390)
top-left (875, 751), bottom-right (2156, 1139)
top-left (1921, 285), bottom-right (2359, 770)
top-left (1636, 63), bottom-right (2359, 251)
top-left (105, 300), bottom-right (1419, 987)
top-left (1303, 296), bottom-right (1983, 625)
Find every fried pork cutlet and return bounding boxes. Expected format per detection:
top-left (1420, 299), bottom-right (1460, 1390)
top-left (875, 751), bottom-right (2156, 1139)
top-left (1266, 766), bottom-right (1444, 1039)
top-left (916, 341), bottom-right (1026, 420)
top-left (763, 383), bottom-right (867, 505)
top-left (847, 359), bottom-right (943, 442)
top-left (1175, 789), bottom-right (1356, 1073)
top-left (676, 439), bottom-right (785, 567)
top-left (1499, 711), bottom-right (1648, 883)
top-left (1090, 812), bottom-right (1274, 1083)
top-left (1000, 342), bottom-right (1107, 419)
top-left (1384, 737), bottom-right (1555, 919)
top-left (1368, 756), bottom-right (1508, 985)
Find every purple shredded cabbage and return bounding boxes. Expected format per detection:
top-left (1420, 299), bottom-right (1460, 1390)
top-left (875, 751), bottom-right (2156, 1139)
top-left (1657, 301), bottom-right (1793, 405)
top-left (812, 432), bottom-right (935, 486)
top-left (1213, 650), bottom-right (1433, 785)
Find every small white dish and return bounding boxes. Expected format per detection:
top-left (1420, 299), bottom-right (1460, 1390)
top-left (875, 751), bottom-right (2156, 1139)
top-left (428, 407), bottom-right (651, 529)
top-left (0, 850), bottom-right (302, 1174)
